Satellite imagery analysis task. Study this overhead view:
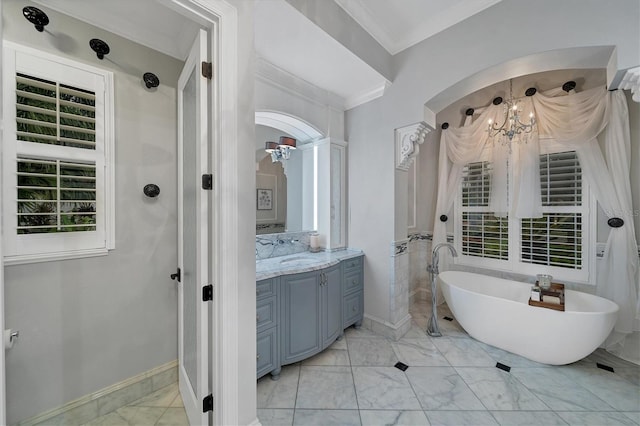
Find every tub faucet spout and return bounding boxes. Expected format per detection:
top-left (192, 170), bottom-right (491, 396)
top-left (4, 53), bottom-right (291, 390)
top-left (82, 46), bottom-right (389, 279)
top-left (427, 243), bottom-right (458, 337)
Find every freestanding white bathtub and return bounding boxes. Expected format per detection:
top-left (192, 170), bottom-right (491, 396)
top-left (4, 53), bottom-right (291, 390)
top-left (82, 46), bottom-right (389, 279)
top-left (438, 270), bottom-right (619, 365)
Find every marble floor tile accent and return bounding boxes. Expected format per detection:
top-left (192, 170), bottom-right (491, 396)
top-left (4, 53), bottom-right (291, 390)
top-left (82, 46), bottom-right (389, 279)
top-left (455, 367), bottom-right (549, 411)
top-left (489, 410), bottom-right (567, 425)
top-left (510, 367), bottom-right (614, 411)
top-left (405, 367), bottom-right (485, 411)
top-left (359, 410), bottom-right (429, 425)
top-left (347, 336), bottom-right (398, 366)
top-left (352, 367), bottom-right (421, 410)
top-left (257, 409), bottom-right (295, 426)
top-left (424, 410), bottom-right (498, 426)
top-left (301, 348), bottom-right (350, 366)
top-left (557, 366), bottom-right (640, 411)
top-left (295, 366), bottom-right (358, 409)
top-left (155, 407), bottom-right (189, 425)
top-left (257, 365), bottom-right (300, 408)
top-left (556, 411), bottom-right (638, 425)
top-left (391, 338), bottom-right (450, 367)
top-left (431, 337), bottom-right (495, 367)
top-left (293, 409), bottom-right (361, 426)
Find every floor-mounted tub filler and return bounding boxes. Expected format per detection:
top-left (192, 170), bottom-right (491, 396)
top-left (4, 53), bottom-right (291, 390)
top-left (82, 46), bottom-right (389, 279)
top-left (438, 270), bottom-right (619, 365)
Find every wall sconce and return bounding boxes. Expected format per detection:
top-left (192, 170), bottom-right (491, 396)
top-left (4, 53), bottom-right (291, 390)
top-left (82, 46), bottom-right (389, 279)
top-left (143, 72), bottom-right (160, 89)
top-left (23, 6), bottom-right (49, 32)
top-left (90, 38), bottom-right (110, 60)
top-left (265, 136), bottom-right (296, 163)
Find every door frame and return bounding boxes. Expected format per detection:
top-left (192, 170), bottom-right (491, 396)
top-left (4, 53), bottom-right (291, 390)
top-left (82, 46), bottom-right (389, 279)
top-left (160, 1), bottom-right (248, 425)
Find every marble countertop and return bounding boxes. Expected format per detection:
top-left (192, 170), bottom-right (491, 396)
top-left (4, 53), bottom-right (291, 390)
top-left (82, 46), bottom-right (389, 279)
top-left (256, 249), bottom-right (363, 281)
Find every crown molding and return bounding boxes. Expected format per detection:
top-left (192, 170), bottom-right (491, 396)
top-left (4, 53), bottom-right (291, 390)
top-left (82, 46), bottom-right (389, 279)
top-left (344, 81), bottom-right (391, 110)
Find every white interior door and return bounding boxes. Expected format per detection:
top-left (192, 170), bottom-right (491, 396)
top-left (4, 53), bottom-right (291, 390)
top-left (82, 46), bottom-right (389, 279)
top-left (177, 28), bottom-right (209, 426)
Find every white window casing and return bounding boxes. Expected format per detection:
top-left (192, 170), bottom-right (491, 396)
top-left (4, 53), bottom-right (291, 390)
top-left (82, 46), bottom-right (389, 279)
top-left (2, 42), bottom-right (115, 265)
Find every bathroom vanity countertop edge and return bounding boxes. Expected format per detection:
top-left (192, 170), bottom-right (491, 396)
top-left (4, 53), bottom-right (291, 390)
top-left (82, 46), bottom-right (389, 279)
top-left (256, 249), bottom-right (363, 281)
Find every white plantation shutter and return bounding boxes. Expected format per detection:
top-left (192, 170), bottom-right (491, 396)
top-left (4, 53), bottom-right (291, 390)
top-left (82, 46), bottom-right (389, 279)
top-left (521, 151), bottom-right (584, 270)
top-left (3, 43), bottom-right (114, 263)
top-left (460, 161), bottom-right (509, 261)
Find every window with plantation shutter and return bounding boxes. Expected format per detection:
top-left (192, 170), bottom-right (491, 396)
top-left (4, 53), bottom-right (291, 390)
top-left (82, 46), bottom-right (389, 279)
top-left (455, 147), bottom-right (593, 283)
top-left (3, 42), bottom-right (114, 264)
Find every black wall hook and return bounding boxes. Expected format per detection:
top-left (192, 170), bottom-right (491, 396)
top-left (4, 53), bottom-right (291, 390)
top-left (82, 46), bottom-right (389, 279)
top-left (23, 6), bottom-right (49, 32)
top-left (143, 184), bottom-right (160, 198)
top-left (90, 39), bottom-right (110, 60)
top-left (143, 72), bottom-right (160, 89)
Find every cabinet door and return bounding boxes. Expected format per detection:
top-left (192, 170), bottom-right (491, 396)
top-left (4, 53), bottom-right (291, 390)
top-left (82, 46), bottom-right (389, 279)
top-left (281, 271), bottom-right (321, 364)
top-left (322, 264), bottom-right (343, 347)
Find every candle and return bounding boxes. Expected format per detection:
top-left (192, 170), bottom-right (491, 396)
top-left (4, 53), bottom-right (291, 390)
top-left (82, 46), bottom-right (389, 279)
top-left (309, 234), bottom-right (319, 249)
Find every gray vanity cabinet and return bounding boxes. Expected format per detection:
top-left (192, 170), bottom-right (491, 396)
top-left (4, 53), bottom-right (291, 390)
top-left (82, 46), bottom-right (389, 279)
top-left (321, 264), bottom-right (342, 348)
top-left (342, 256), bottom-right (364, 329)
top-left (280, 271), bottom-right (321, 364)
top-left (256, 278), bottom-right (278, 379)
top-left (256, 255), bottom-right (364, 380)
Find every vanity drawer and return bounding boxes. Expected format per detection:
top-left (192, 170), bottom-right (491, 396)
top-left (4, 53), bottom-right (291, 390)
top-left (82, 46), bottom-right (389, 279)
top-left (257, 327), bottom-right (278, 378)
top-left (343, 256), bottom-right (362, 274)
top-left (343, 271), bottom-right (363, 295)
top-left (256, 278), bottom-right (276, 300)
top-left (343, 291), bottom-right (363, 327)
top-left (257, 296), bottom-right (277, 332)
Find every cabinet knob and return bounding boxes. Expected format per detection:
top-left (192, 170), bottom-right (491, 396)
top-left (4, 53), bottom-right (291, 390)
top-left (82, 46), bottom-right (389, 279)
top-left (352, 279), bottom-right (357, 285)
top-left (352, 306), bottom-right (357, 312)
top-left (256, 314), bottom-right (260, 321)
top-left (256, 353), bottom-right (260, 360)
top-left (256, 289), bottom-right (260, 295)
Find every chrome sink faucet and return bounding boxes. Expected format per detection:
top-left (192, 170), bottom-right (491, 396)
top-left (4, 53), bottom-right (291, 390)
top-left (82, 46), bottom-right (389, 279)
top-left (427, 243), bottom-right (458, 337)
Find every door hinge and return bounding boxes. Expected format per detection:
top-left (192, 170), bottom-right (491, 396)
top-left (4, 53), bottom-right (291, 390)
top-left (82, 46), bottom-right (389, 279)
top-left (202, 174), bottom-right (213, 190)
top-left (170, 268), bottom-right (181, 283)
top-left (203, 393), bottom-right (213, 412)
top-left (203, 284), bottom-right (213, 302)
top-left (201, 62), bottom-right (213, 80)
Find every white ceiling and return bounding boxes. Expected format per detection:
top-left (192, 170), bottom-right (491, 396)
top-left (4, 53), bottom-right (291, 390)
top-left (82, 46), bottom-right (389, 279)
top-left (34, 0), bottom-right (201, 61)
top-left (32, 0), bottom-right (506, 110)
top-left (334, 0), bottom-right (502, 55)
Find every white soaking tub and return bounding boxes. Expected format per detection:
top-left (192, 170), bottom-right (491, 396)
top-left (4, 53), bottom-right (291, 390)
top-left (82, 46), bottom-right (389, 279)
top-left (437, 270), bottom-right (619, 365)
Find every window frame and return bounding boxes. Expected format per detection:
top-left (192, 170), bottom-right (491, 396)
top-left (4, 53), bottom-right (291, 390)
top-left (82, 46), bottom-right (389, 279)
top-left (454, 140), bottom-right (596, 284)
top-left (2, 41), bottom-right (115, 265)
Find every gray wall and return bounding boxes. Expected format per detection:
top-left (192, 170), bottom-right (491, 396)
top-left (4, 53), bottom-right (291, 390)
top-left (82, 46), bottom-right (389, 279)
top-left (2, 2), bottom-right (182, 423)
top-left (347, 0), bottom-right (640, 325)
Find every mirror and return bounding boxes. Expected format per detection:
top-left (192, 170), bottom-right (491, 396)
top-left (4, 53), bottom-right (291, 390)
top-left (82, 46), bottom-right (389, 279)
top-left (255, 125), bottom-right (308, 235)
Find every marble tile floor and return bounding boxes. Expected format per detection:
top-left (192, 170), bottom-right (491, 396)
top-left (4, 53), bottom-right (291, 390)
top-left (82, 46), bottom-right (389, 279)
top-left (81, 382), bottom-right (188, 426)
top-left (258, 300), bottom-right (640, 426)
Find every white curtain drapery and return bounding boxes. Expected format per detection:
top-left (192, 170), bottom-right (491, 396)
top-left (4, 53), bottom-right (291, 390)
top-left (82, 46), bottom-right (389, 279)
top-left (432, 86), bottom-right (638, 355)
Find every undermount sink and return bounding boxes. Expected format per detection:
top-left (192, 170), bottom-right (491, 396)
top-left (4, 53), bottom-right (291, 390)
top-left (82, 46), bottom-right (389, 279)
top-left (279, 256), bottom-right (317, 265)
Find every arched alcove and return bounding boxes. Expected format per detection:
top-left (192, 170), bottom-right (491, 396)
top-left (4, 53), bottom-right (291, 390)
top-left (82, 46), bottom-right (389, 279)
top-left (255, 110), bottom-right (324, 143)
top-left (424, 45), bottom-right (617, 123)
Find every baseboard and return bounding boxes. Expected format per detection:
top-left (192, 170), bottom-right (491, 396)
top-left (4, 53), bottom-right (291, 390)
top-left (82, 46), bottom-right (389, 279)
top-left (362, 313), bottom-right (412, 340)
top-left (18, 360), bottom-right (178, 426)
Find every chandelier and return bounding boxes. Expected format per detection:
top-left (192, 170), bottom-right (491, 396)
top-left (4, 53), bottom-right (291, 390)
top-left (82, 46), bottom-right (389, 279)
top-left (265, 136), bottom-right (297, 163)
top-left (487, 80), bottom-right (536, 147)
